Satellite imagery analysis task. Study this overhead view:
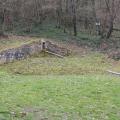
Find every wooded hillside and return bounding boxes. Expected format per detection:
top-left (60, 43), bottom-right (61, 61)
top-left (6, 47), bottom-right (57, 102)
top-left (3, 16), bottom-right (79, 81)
top-left (0, 0), bottom-right (120, 39)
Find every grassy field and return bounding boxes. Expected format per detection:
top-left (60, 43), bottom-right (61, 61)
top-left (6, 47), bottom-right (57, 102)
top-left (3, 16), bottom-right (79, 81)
top-left (0, 50), bottom-right (120, 120)
top-left (0, 35), bottom-right (120, 120)
top-left (0, 72), bottom-right (120, 120)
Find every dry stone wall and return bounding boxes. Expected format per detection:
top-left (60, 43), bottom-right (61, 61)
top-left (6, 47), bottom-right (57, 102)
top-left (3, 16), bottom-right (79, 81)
top-left (0, 40), bottom-right (69, 64)
top-left (0, 41), bottom-right (42, 64)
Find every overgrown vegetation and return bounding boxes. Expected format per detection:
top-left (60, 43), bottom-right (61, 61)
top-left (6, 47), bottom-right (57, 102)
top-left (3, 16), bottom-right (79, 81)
top-left (0, 53), bottom-right (109, 75)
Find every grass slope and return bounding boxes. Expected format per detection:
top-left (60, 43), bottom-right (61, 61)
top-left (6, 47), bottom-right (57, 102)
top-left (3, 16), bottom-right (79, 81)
top-left (0, 35), bottom-right (40, 52)
top-left (1, 53), bottom-right (110, 75)
top-left (0, 51), bottom-right (120, 120)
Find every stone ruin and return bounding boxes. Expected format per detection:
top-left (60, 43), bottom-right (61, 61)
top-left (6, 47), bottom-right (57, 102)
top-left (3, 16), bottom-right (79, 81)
top-left (0, 40), bottom-right (70, 64)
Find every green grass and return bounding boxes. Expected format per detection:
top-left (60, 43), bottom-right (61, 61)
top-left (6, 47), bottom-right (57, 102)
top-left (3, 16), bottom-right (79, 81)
top-left (0, 52), bottom-right (120, 120)
top-left (0, 36), bottom-right (40, 52)
top-left (0, 73), bottom-right (120, 120)
top-left (1, 53), bottom-right (110, 75)
top-left (0, 32), bottom-right (120, 119)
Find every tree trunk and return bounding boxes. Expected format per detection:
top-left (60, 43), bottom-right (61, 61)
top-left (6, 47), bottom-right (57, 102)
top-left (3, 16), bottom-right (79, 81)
top-left (84, 17), bottom-right (88, 29)
top-left (73, 14), bottom-right (77, 36)
top-left (72, 0), bottom-right (77, 36)
top-left (56, 0), bottom-right (62, 29)
top-left (0, 13), bottom-right (4, 36)
top-left (106, 17), bottom-right (113, 39)
top-left (0, 26), bottom-right (4, 36)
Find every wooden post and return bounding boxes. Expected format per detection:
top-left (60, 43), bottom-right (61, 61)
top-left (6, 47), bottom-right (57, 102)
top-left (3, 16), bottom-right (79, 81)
top-left (41, 39), bottom-right (46, 56)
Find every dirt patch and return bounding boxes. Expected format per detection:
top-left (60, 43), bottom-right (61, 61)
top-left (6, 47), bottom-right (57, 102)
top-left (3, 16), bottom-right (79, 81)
top-left (99, 39), bottom-right (120, 60)
top-left (23, 107), bottom-right (49, 120)
top-left (9, 107), bottom-right (81, 120)
top-left (0, 33), bottom-right (8, 39)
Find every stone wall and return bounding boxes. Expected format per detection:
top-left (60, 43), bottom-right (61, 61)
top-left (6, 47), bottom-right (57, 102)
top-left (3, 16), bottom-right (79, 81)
top-left (0, 41), bottom-right (42, 64)
top-left (0, 40), bottom-right (69, 64)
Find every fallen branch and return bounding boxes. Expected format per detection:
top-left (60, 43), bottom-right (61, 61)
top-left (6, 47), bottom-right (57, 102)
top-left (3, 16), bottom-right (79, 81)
top-left (45, 50), bottom-right (64, 58)
top-left (107, 70), bottom-right (120, 76)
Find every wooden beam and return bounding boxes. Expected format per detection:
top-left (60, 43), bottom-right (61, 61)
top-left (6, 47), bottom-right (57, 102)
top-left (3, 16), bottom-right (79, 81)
top-left (45, 50), bottom-right (64, 58)
top-left (107, 70), bottom-right (120, 76)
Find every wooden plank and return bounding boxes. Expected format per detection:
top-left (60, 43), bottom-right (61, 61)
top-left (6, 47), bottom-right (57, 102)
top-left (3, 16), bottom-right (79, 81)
top-left (45, 50), bottom-right (64, 58)
top-left (107, 70), bottom-right (120, 76)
